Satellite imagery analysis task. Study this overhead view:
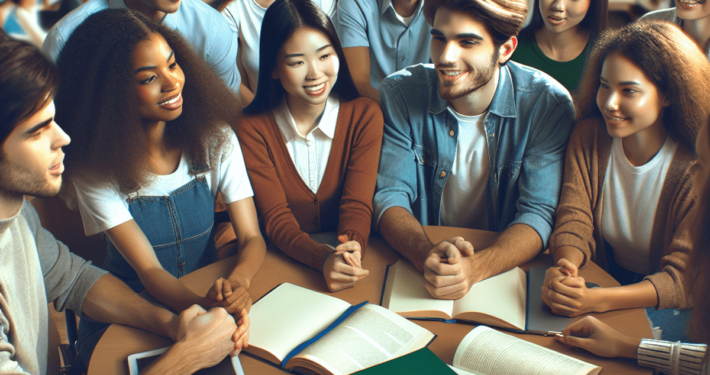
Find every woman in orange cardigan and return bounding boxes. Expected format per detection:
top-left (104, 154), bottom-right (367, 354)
top-left (227, 0), bottom-right (383, 292)
top-left (542, 20), bottom-right (710, 331)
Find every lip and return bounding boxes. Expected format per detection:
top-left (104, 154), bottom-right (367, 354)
top-left (548, 16), bottom-right (565, 25)
top-left (604, 113), bottom-right (629, 126)
top-left (438, 69), bottom-right (468, 82)
top-left (304, 82), bottom-right (327, 97)
top-left (677, 0), bottom-right (704, 9)
top-left (49, 156), bottom-right (64, 175)
top-left (157, 92), bottom-right (183, 110)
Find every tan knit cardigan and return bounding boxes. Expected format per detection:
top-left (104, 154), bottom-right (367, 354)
top-left (549, 118), bottom-right (695, 310)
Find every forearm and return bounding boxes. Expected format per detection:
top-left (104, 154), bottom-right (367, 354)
top-left (595, 280), bottom-right (659, 312)
top-left (238, 82), bottom-right (255, 107)
top-left (227, 234), bottom-right (266, 289)
top-left (82, 274), bottom-right (179, 341)
top-left (378, 206), bottom-right (433, 272)
top-left (140, 268), bottom-right (208, 312)
top-left (469, 224), bottom-right (542, 282)
top-left (553, 245), bottom-right (586, 268)
top-left (141, 341), bottom-right (200, 375)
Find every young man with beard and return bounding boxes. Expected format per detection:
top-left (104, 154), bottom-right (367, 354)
top-left (373, 0), bottom-right (576, 299)
top-left (0, 33), bottom-right (240, 375)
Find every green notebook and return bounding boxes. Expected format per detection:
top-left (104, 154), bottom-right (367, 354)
top-left (353, 348), bottom-right (455, 375)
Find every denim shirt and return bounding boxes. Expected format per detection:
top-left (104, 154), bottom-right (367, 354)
top-left (373, 63), bottom-right (575, 248)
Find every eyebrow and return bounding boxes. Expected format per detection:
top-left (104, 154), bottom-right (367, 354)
top-left (284, 44), bottom-right (333, 59)
top-left (431, 29), bottom-right (484, 41)
top-left (133, 50), bottom-right (175, 74)
top-left (23, 118), bottom-right (52, 136)
top-left (599, 77), bottom-right (641, 86)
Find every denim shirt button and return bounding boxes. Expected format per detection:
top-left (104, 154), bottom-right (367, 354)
top-left (449, 130), bottom-right (454, 137)
top-left (490, 133), bottom-right (495, 137)
top-left (440, 170), bottom-right (447, 178)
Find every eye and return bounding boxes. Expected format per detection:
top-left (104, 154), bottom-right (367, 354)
top-left (623, 88), bottom-right (638, 94)
top-left (169, 61), bottom-right (178, 70)
top-left (320, 53), bottom-right (330, 60)
top-left (599, 82), bottom-right (609, 89)
top-left (462, 39), bottom-right (478, 46)
top-left (140, 75), bottom-right (156, 85)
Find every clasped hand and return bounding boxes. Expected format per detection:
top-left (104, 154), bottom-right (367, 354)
top-left (423, 237), bottom-right (475, 299)
top-left (176, 304), bottom-right (238, 368)
top-left (204, 277), bottom-right (251, 355)
top-left (541, 259), bottom-right (601, 317)
top-left (323, 234), bottom-right (369, 292)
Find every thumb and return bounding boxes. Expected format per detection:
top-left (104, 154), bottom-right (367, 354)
top-left (557, 258), bottom-right (579, 277)
top-left (338, 234), bottom-right (349, 243)
top-left (564, 335), bottom-right (593, 350)
top-left (222, 278), bottom-right (233, 297)
top-left (181, 304), bottom-right (206, 321)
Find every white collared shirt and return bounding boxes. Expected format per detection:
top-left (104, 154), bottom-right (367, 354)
top-left (274, 96), bottom-right (341, 193)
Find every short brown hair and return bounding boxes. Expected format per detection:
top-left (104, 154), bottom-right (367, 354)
top-left (423, 0), bottom-right (528, 45)
top-left (575, 19), bottom-right (710, 152)
top-left (0, 30), bottom-right (59, 145)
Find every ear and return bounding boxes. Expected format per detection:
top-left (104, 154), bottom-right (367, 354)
top-left (498, 36), bottom-right (518, 65)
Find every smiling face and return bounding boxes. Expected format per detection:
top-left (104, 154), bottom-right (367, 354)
top-left (675, 0), bottom-right (710, 21)
top-left (132, 33), bottom-right (185, 123)
top-left (596, 52), bottom-right (668, 139)
top-left (273, 27), bottom-right (339, 109)
top-left (0, 100), bottom-right (71, 198)
top-left (539, 0), bottom-right (590, 33)
top-left (430, 8), bottom-right (511, 101)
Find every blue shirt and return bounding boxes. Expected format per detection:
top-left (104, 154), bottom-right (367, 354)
top-left (333, 0), bottom-right (431, 89)
top-left (373, 63), bottom-right (575, 247)
top-left (42, 0), bottom-right (241, 92)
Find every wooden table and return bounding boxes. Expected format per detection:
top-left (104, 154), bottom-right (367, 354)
top-left (88, 227), bottom-right (654, 374)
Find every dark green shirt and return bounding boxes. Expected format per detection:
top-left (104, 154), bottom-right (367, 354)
top-left (511, 28), bottom-right (591, 92)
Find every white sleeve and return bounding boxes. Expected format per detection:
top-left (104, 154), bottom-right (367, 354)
top-left (218, 132), bottom-right (254, 204)
top-left (73, 178), bottom-right (133, 236)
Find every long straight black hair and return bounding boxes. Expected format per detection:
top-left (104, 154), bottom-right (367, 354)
top-left (244, 0), bottom-right (359, 115)
top-left (526, 0), bottom-right (608, 41)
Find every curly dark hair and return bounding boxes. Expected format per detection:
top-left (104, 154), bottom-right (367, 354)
top-left (574, 20), bottom-right (710, 152)
top-left (55, 9), bottom-right (241, 194)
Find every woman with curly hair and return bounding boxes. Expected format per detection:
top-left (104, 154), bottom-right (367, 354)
top-left (223, 0), bottom-right (383, 292)
top-left (542, 20), bottom-right (710, 336)
top-left (54, 9), bottom-right (265, 365)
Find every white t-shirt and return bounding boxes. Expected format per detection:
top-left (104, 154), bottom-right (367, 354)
top-left (222, 0), bottom-right (336, 94)
top-left (601, 136), bottom-right (677, 274)
top-left (74, 132), bottom-right (254, 236)
top-left (274, 95), bottom-right (340, 193)
top-left (394, 9), bottom-right (415, 26)
top-left (440, 108), bottom-right (490, 230)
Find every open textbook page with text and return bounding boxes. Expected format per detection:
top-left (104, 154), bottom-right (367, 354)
top-left (290, 304), bottom-right (435, 375)
top-left (453, 326), bottom-right (602, 375)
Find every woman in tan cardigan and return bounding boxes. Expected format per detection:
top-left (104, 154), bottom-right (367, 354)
top-left (542, 20), bottom-right (710, 323)
top-left (225, 0), bottom-right (383, 292)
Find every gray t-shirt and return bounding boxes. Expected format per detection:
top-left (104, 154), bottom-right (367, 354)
top-left (641, 7), bottom-right (710, 59)
top-left (0, 199), bottom-right (106, 374)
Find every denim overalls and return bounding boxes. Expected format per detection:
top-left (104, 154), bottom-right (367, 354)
top-left (76, 163), bottom-right (218, 366)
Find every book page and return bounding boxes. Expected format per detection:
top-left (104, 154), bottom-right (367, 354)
top-left (293, 304), bottom-right (435, 375)
top-left (248, 283), bottom-right (351, 364)
top-left (452, 268), bottom-right (527, 331)
top-left (448, 365), bottom-right (480, 375)
top-left (453, 326), bottom-right (601, 375)
top-left (382, 260), bottom-right (455, 319)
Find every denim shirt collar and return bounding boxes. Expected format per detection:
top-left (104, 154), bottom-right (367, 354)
top-left (427, 64), bottom-right (517, 119)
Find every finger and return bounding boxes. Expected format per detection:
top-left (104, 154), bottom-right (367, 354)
top-left (333, 261), bottom-right (369, 277)
top-left (424, 268), bottom-right (466, 287)
top-left (545, 286), bottom-right (581, 309)
top-left (453, 238), bottom-right (474, 257)
top-left (424, 279), bottom-right (467, 299)
top-left (338, 234), bottom-right (349, 243)
top-left (329, 269), bottom-right (369, 283)
top-left (342, 252), bottom-right (357, 268)
top-left (551, 278), bottom-right (586, 297)
top-left (562, 317), bottom-right (593, 337)
top-left (563, 335), bottom-right (594, 351)
top-left (335, 241), bottom-right (360, 253)
top-left (441, 242), bottom-right (462, 264)
top-left (214, 278), bottom-right (224, 302)
top-left (222, 279), bottom-right (233, 297)
top-left (180, 304), bottom-right (206, 321)
top-left (558, 276), bottom-right (586, 288)
top-left (425, 255), bottom-right (463, 276)
top-left (557, 258), bottom-right (579, 277)
top-left (546, 300), bottom-right (579, 316)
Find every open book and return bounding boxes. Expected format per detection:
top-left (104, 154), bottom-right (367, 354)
top-left (381, 260), bottom-right (572, 332)
top-left (447, 326), bottom-right (601, 375)
top-left (246, 283), bottom-right (436, 375)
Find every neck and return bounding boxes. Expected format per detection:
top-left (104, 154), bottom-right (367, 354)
top-left (621, 119), bottom-right (668, 166)
top-left (123, 0), bottom-right (166, 22)
top-left (0, 190), bottom-right (24, 221)
top-left (534, 26), bottom-right (590, 62)
top-left (392, 0), bottom-right (419, 17)
top-left (285, 94), bottom-right (327, 136)
top-left (683, 16), bottom-right (710, 53)
top-left (449, 67), bottom-right (499, 116)
top-left (144, 119), bottom-right (171, 156)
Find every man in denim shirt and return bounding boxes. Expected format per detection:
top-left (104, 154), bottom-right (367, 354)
top-left (373, 0), bottom-right (575, 299)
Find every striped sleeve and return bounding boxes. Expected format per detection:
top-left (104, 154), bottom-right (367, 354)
top-left (638, 338), bottom-right (707, 375)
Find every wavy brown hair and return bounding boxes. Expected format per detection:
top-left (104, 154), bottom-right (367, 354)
top-left (687, 119), bottom-right (710, 344)
top-left (574, 20), bottom-right (710, 152)
top-left (55, 9), bottom-right (241, 194)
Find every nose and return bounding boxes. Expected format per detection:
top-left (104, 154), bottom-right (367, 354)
top-left (550, 0), bottom-right (564, 11)
top-left (603, 90), bottom-right (620, 112)
top-left (51, 121), bottom-right (71, 149)
top-left (306, 60), bottom-right (323, 81)
top-left (161, 70), bottom-right (181, 93)
top-left (441, 41), bottom-right (460, 65)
